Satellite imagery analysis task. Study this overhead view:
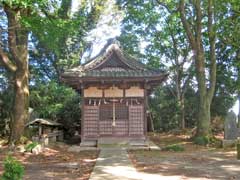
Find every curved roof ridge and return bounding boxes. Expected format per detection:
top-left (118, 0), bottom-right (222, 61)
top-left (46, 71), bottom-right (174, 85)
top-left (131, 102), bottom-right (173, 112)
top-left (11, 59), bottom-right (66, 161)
top-left (82, 43), bottom-right (150, 72)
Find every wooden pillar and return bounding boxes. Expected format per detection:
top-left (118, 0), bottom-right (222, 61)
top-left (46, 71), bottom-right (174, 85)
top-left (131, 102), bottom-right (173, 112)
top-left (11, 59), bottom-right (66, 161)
top-left (144, 81), bottom-right (150, 137)
top-left (38, 123), bottom-right (42, 137)
top-left (144, 88), bottom-right (147, 136)
top-left (80, 83), bottom-right (85, 142)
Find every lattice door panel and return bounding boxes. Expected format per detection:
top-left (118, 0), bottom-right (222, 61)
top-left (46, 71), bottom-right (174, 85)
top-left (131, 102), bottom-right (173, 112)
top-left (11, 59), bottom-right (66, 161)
top-left (99, 104), bottom-right (113, 135)
top-left (114, 104), bottom-right (128, 136)
top-left (129, 105), bottom-right (144, 135)
top-left (84, 106), bottom-right (99, 137)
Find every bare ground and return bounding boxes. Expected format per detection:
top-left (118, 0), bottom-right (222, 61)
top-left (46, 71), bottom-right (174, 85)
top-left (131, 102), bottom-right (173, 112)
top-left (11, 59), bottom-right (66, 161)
top-left (0, 143), bottom-right (99, 180)
top-left (128, 132), bottom-right (240, 180)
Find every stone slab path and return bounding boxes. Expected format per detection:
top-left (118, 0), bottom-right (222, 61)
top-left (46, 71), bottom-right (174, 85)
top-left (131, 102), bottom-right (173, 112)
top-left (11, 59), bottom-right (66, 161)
top-left (89, 147), bottom-right (182, 180)
top-left (89, 147), bottom-right (140, 180)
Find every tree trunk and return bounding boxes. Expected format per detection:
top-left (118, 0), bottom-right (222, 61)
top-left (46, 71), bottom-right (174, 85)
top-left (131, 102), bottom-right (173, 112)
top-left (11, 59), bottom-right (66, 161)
top-left (9, 67), bottom-right (29, 144)
top-left (180, 97), bottom-right (185, 129)
top-left (195, 52), bottom-right (211, 137)
top-left (179, 0), bottom-right (216, 137)
top-left (3, 6), bottom-right (30, 145)
top-left (148, 112), bottom-right (155, 132)
top-left (196, 97), bottom-right (211, 136)
top-left (238, 93), bottom-right (240, 128)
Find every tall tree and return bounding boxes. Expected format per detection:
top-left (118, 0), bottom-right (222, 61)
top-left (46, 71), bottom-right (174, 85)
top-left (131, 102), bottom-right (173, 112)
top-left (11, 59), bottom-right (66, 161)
top-left (29, 0), bottom-right (105, 82)
top-left (118, 0), bottom-right (194, 129)
top-left (217, 0), bottom-right (240, 124)
top-left (0, 0), bottom-right (105, 145)
top-left (0, 1), bottom-right (33, 145)
top-left (179, 0), bottom-right (217, 137)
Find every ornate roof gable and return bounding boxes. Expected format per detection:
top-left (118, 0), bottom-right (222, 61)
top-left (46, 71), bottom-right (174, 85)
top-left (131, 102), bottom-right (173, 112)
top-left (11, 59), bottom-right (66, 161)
top-left (61, 42), bottom-right (168, 83)
top-left (82, 43), bottom-right (145, 71)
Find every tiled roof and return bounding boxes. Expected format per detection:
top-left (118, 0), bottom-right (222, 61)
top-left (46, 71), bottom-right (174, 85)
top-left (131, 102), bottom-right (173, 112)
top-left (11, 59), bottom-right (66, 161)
top-left (62, 43), bottom-right (166, 79)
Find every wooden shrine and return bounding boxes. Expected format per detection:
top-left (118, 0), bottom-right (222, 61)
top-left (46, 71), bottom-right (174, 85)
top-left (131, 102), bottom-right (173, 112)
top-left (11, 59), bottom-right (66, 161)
top-left (61, 42), bottom-right (167, 143)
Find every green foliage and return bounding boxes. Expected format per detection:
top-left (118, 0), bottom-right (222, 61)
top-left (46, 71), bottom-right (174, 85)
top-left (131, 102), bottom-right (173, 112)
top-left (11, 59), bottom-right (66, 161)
top-left (0, 70), bottom-right (14, 136)
top-left (1, 0), bottom-right (48, 9)
top-left (28, 0), bottom-right (106, 83)
top-left (30, 81), bottom-right (80, 135)
top-left (162, 144), bottom-right (185, 152)
top-left (19, 136), bottom-right (29, 145)
top-left (149, 86), bottom-right (197, 131)
top-left (25, 142), bottom-right (38, 152)
top-left (193, 136), bottom-right (210, 146)
top-left (1, 156), bottom-right (24, 180)
top-left (57, 95), bottom-right (81, 136)
top-left (118, 0), bottom-right (240, 132)
top-left (30, 81), bottom-right (79, 119)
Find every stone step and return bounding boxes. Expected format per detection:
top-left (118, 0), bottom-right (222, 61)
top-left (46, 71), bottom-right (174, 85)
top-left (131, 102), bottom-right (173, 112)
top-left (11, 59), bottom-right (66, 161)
top-left (129, 140), bottom-right (148, 147)
top-left (98, 137), bottom-right (131, 145)
top-left (80, 140), bottom-right (97, 147)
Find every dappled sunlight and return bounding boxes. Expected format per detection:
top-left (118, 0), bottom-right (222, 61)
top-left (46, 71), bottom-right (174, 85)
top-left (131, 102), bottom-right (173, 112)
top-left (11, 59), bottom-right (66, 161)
top-left (43, 147), bottom-right (60, 155)
top-left (95, 164), bottom-right (183, 180)
top-left (83, 158), bottom-right (97, 162)
top-left (0, 143), bottom-right (99, 180)
top-left (221, 164), bottom-right (240, 172)
top-left (100, 165), bottom-right (139, 179)
top-left (128, 133), bottom-right (240, 180)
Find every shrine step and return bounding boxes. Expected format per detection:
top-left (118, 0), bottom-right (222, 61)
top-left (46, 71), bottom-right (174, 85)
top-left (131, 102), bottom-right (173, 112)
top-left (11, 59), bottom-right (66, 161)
top-left (129, 139), bottom-right (148, 147)
top-left (97, 137), bottom-right (148, 148)
top-left (97, 137), bottom-right (129, 147)
top-left (80, 140), bottom-right (97, 147)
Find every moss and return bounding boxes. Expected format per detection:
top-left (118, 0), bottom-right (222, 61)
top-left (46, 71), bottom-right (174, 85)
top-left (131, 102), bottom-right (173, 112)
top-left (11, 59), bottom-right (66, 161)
top-left (162, 144), bottom-right (185, 152)
top-left (237, 143), bottom-right (240, 160)
top-left (193, 136), bottom-right (210, 146)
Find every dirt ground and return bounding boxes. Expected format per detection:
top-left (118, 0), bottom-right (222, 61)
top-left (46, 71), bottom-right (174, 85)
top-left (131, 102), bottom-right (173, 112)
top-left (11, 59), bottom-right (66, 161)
top-left (129, 132), bottom-right (240, 180)
top-left (0, 143), bottom-right (99, 180)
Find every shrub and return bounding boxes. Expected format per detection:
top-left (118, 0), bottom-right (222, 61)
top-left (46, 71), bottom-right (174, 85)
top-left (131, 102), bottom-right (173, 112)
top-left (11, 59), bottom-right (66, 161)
top-left (19, 136), bottom-right (29, 145)
top-left (162, 144), bottom-right (185, 152)
top-left (1, 156), bottom-right (24, 180)
top-left (193, 136), bottom-right (209, 146)
top-left (25, 142), bottom-right (38, 152)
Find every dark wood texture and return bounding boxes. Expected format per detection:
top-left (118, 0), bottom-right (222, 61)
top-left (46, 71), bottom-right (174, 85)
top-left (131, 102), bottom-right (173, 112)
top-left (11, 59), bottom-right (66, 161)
top-left (129, 105), bottom-right (144, 136)
top-left (83, 106), bottom-right (99, 137)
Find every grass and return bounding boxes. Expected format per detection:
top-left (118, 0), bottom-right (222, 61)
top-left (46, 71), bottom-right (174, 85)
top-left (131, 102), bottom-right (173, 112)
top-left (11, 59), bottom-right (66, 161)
top-left (162, 144), bottom-right (185, 152)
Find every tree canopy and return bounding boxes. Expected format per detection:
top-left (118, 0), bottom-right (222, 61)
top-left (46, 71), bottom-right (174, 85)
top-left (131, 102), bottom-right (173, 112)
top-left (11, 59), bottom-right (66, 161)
top-left (0, 0), bottom-right (239, 143)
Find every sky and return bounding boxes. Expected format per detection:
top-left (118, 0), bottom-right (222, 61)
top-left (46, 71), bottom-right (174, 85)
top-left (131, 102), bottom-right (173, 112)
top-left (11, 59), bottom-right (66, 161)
top-left (232, 100), bottom-right (239, 116)
top-left (70, 0), bottom-right (239, 116)
top-left (71, 0), bottom-right (122, 62)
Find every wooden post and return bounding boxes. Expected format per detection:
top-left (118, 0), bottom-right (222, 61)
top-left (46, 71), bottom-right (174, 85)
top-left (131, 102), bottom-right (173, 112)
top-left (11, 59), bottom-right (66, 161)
top-left (39, 124), bottom-right (42, 137)
top-left (81, 83), bottom-right (85, 142)
top-left (112, 100), bottom-right (116, 126)
top-left (144, 81), bottom-right (149, 137)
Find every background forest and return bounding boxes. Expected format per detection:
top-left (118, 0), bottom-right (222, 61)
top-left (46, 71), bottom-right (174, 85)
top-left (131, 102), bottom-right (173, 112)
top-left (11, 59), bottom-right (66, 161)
top-left (0, 0), bottom-right (239, 144)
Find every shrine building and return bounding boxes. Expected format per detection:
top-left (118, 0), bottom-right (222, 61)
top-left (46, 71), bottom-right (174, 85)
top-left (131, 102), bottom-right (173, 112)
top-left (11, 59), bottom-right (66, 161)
top-left (61, 42), bottom-right (167, 145)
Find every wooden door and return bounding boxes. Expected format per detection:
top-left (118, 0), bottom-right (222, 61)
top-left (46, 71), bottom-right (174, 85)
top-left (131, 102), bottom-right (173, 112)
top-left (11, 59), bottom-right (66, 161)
top-left (99, 104), bottom-right (113, 136)
top-left (129, 105), bottom-right (144, 136)
top-left (99, 103), bottom-right (128, 136)
top-left (114, 104), bottom-right (128, 136)
top-left (83, 106), bottom-right (99, 137)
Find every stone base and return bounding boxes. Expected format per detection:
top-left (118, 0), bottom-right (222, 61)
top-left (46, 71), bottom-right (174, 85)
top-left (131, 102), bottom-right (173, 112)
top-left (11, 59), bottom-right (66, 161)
top-left (222, 139), bottom-right (237, 148)
top-left (98, 137), bottom-right (146, 145)
top-left (80, 140), bottom-right (97, 147)
top-left (129, 139), bottom-right (148, 146)
top-left (68, 145), bottom-right (99, 152)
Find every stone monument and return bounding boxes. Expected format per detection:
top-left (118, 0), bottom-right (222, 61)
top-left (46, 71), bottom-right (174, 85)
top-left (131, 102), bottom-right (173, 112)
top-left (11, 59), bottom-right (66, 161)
top-left (223, 111), bottom-right (239, 148)
top-left (224, 110), bottom-right (238, 140)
